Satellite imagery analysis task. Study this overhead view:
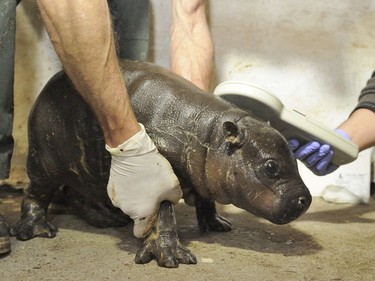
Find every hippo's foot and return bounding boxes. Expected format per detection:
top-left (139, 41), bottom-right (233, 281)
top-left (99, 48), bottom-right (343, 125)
top-left (135, 232), bottom-right (197, 268)
top-left (198, 213), bottom-right (232, 232)
top-left (135, 201), bottom-right (197, 268)
top-left (195, 197), bottom-right (232, 232)
top-left (10, 198), bottom-right (57, 241)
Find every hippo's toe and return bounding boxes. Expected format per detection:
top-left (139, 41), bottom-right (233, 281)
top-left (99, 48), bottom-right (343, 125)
top-left (135, 234), bottom-right (197, 268)
top-left (10, 217), bottom-right (57, 241)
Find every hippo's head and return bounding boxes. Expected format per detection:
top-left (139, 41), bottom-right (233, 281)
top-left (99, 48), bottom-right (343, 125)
top-left (205, 111), bottom-right (311, 224)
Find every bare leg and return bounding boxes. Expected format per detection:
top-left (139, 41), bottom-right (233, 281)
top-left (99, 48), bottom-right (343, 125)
top-left (170, 0), bottom-right (214, 91)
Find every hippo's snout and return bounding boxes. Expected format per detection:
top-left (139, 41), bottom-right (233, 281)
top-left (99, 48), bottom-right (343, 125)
top-left (270, 189), bottom-right (312, 225)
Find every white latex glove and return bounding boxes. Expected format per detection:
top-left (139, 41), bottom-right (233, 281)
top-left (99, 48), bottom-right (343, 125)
top-left (106, 123), bottom-right (182, 238)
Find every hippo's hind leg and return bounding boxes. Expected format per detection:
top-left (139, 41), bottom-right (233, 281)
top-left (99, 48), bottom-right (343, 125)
top-left (10, 181), bottom-right (59, 241)
top-left (135, 201), bottom-right (197, 268)
top-left (195, 196), bottom-right (232, 232)
top-left (62, 186), bottom-right (131, 228)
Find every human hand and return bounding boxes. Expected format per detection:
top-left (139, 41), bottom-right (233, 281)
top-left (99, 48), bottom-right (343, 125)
top-left (288, 129), bottom-right (350, 176)
top-left (106, 124), bottom-right (182, 238)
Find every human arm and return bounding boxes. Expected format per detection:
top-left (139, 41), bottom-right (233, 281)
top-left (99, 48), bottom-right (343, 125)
top-left (36, 0), bottom-right (139, 144)
top-left (170, 0), bottom-right (214, 91)
top-left (337, 108), bottom-right (375, 151)
top-left (36, 0), bottom-right (182, 237)
top-left (339, 70), bottom-right (375, 150)
top-left (290, 72), bottom-right (375, 175)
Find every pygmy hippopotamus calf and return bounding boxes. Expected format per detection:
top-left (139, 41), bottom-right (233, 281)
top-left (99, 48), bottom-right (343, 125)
top-left (11, 60), bottom-right (311, 268)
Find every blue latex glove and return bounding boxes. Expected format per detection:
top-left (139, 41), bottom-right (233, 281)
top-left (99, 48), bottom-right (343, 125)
top-left (288, 129), bottom-right (350, 176)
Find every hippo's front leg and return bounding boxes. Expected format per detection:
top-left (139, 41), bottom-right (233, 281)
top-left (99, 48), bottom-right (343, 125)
top-left (10, 182), bottom-right (58, 240)
top-left (195, 196), bottom-right (232, 232)
top-left (135, 201), bottom-right (197, 268)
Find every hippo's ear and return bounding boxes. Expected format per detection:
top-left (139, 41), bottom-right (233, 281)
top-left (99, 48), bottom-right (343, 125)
top-left (223, 121), bottom-right (245, 155)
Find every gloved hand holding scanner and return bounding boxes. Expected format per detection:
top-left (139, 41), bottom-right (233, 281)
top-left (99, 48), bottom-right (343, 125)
top-left (214, 81), bottom-right (359, 176)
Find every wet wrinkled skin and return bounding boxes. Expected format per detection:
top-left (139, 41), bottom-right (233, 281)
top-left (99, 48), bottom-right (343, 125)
top-left (11, 60), bottom-right (311, 268)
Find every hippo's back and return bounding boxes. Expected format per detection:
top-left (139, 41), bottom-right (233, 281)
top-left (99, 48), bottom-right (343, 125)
top-left (27, 60), bottom-right (244, 205)
top-left (121, 60), bottom-right (232, 147)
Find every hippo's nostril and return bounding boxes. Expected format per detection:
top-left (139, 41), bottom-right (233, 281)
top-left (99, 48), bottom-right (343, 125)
top-left (298, 196), bottom-right (307, 206)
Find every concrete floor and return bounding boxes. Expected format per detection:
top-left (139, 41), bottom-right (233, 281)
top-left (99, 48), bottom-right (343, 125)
top-left (0, 185), bottom-right (374, 281)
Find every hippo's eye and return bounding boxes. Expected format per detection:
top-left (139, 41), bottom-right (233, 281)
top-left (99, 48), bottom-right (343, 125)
top-left (263, 159), bottom-right (279, 178)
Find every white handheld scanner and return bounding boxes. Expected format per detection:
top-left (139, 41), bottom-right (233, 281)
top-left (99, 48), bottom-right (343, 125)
top-left (214, 81), bottom-right (358, 166)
